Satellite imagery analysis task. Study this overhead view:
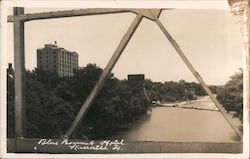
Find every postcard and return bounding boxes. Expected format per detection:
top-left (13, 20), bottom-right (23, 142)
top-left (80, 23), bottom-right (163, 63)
top-left (0, 0), bottom-right (249, 158)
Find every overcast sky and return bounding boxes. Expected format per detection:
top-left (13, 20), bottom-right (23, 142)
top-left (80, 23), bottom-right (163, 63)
top-left (7, 8), bottom-right (244, 85)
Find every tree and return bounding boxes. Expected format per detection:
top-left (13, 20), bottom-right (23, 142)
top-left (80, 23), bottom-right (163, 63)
top-left (7, 63), bottom-right (150, 139)
top-left (144, 79), bottom-right (199, 103)
top-left (25, 71), bottom-right (75, 138)
top-left (217, 68), bottom-right (243, 120)
top-left (7, 73), bottom-right (15, 138)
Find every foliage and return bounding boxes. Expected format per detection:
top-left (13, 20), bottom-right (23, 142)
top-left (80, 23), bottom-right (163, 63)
top-left (7, 63), bottom-right (226, 139)
top-left (7, 73), bottom-right (15, 138)
top-left (7, 64), bottom-right (150, 139)
top-left (216, 69), bottom-right (243, 120)
top-left (144, 79), bottom-right (211, 103)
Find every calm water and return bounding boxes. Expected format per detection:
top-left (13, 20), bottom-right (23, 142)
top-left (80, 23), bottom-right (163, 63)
top-left (112, 97), bottom-right (240, 143)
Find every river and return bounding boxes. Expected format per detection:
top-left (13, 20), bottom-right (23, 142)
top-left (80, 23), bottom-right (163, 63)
top-left (112, 96), bottom-right (241, 143)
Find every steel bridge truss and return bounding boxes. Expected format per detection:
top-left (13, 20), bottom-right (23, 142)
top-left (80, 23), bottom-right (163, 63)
top-left (7, 7), bottom-right (243, 153)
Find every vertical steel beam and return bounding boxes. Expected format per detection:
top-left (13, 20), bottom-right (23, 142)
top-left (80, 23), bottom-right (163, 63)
top-left (65, 14), bottom-right (143, 138)
top-left (155, 19), bottom-right (243, 138)
top-left (13, 7), bottom-right (25, 138)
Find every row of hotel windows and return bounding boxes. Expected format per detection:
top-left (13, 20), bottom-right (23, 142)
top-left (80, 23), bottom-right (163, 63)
top-left (59, 53), bottom-right (77, 57)
top-left (59, 73), bottom-right (74, 77)
top-left (38, 64), bottom-right (75, 73)
top-left (38, 57), bottom-right (77, 65)
top-left (39, 49), bottom-right (76, 55)
top-left (58, 69), bottom-right (73, 73)
top-left (38, 55), bottom-right (77, 61)
top-left (38, 63), bottom-right (77, 69)
top-left (38, 60), bottom-right (78, 66)
top-left (39, 63), bottom-right (77, 70)
top-left (59, 64), bottom-right (78, 69)
top-left (58, 60), bottom-right (77, 65)
top-left (38, 53), bottom-right (77, 60)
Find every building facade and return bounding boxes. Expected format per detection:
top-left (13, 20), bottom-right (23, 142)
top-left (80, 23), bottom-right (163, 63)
top-left (37, 43), bottom-right (78, 77)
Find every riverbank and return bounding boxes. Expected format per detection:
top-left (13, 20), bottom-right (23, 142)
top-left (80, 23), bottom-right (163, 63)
top-left (155, 96), bottom-right (219, 111)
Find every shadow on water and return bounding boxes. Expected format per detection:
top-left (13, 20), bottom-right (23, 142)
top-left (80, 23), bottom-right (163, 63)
top-left (84, 113), bottom-right (152, 140)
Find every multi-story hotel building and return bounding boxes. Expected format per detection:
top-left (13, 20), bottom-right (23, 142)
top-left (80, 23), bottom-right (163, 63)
top-left (37, 43), bottom-right (78, 77)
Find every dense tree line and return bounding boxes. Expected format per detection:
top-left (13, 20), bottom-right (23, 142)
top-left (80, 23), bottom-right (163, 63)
top-left (8, 63), bottom-right (232, 139)
top-left (7, 64), bottom-right (149, 139)
top-left (217, 69), bottom-right (243, 121)
top-left (144, 79), bottom-right (219, 103)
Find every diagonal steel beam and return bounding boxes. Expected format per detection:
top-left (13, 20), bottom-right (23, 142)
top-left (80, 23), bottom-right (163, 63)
top-left (64, 14), bottom-right (143, 138)
top-left (155, 19), bottom-right (243, 138)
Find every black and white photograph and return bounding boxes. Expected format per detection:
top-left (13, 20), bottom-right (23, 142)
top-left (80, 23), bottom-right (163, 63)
top-left (0, 0), bottom-right (249, 158)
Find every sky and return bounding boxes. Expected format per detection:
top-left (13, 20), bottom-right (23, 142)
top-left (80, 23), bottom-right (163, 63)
top-left (7, 8), bottom-right (244, 85)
